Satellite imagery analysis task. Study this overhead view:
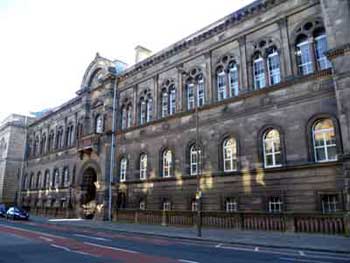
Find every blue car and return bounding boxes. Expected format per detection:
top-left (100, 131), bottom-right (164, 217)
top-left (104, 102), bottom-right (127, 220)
top-left (6, 207), bottom-right (29, 220)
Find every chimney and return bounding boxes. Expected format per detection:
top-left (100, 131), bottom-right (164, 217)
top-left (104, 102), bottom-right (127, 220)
top-left (135, 45), bottom-right (152, 64)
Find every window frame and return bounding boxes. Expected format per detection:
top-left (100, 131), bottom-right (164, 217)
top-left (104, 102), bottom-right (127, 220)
top-left (120, 158), bottom-right (127, 182)
top-left (223, 138), bottom-right (237, 172)
top-left (312, 119), bottom-right (337, 163)
top-left (139, 153), bottom-right (147, 180)
top-left (263, 129), bottom-right (282, 168)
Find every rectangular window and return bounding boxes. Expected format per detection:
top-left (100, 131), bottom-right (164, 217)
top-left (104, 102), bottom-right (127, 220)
top-left (297, 40), bottom-right (314, 75)
top-left (217, 72), bottom-right (226, 101)
top-left (127, 109), bottom-right (132, 128)
top-left (146, 100), bottom-right (152, 122)
top-left (315, 35), bottom-right (332, 70)
top-left (267, 52), bottom-right (281, 85)
top-left (254, 58), bottom-right (266, 89)
top-left (139, 201), bottom-right (145, 210)
top-left (187, 84), bottom-right (195, 110)
top-left (191, 201), bottom-right (198, 212)
top-left (229, 67), bottom-right (239, 97)
top-left (226, 199), bottom-right (238, 212)
top-left (169, 89), bottom-right (176, 115)
top-left (268, 196), bottom-right (282, 213)
top-left (197, 80), bottom-right (205, 107)
top-left (120, 160), bottom-right (127, 182)
top-left (321, 194), bottom-right (339, 214)
top-left (163, 201), bottom-right (171, 211)
top-left (162, 93), bottom-right (168, 117)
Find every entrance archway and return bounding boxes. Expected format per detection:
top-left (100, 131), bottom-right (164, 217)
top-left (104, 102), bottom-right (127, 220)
top-left (81, 168), bottom-right (97, 219)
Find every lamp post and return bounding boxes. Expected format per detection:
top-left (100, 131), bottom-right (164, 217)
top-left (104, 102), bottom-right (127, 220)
top-left (108, 78), bottom-right (118, 221)
top-left (194, 77), bottom-right (202, 238)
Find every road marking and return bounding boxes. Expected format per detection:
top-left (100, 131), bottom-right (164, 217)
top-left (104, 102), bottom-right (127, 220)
top-left (73, 233), bottom-right (111, 241)
top-left (178, 260), bottom-right (200, 263)
top-left (219, 245), bottom-right (254, 252)
top-left (255, 247), bottom-right (259, 252)
top-left (71, 250), bottom-right (99, 257)
top-left (84, 241), bottom-right (139, 254)
top-left (51, 244), bottom-right (71, 252)
top-left (39, 236), bottom-right (53, 242)
top-left (299, 251), bottom-right (305, 256)
top-left (215, 243), bottom-right (222, 248)
top-left (49, 218), bottom-right (84, 222)
top-left (280, 257), bottom-right (331, 263)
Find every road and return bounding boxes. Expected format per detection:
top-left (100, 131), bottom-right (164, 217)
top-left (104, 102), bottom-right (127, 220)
top-left (0, 217), bottom-right (349, 263)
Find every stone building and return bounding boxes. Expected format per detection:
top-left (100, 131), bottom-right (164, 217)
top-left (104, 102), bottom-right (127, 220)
top-left (0, 114), bottom-right (33, 205)
top-left (20, 0), bottom-right (350, 220)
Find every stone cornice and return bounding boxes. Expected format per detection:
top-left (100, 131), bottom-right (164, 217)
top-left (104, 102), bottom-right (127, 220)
top-left (117, 0), bottom-right (288, 82)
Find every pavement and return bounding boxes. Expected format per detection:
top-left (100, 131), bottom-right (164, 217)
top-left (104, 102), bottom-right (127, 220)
top-left (31, 215), bottom-right (350, 254)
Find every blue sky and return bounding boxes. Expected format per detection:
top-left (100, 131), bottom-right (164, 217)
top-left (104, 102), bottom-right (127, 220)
top-left (0, 0), bottom-right (254, 122)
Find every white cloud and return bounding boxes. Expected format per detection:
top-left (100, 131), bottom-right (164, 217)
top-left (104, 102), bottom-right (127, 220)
top-left (0, 0), bottom-right (254, 121)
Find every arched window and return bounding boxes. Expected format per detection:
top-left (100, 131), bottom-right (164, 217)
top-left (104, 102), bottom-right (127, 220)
top-left (216, 66), bottom-right (227, 101)
top-left (190, 144), bottom-right (201, 176)
top-left (29, 173), bottom-right (34, 190)
top-left (312, 119), bottom-right (337, 162)
top-left (63, 167), bottom-right (69, 187)
top-left (44, 170), bottom-right (50, 189)
top-left (162, 150), bottom-right (172, 178)
top-left (40, 134), bottom-right (46, 155)
top-left (34, 136), bottom-right (39, 157)
top-left (53, 169), bottom-right (60, 188)
top-left (139, 154), bottom-right (147, 180)
top-left (223, 138), bottom-right (237, 172)
top-left (267, 47), bottom-right (281, 85)
top-left (36, 172), bottom-right (41, 189)
top-left (146, 98), bottom-right (152, 122)
top-left (263, 129), bottom-right (282, 168)
top-left (295, 22), bottom-right (331, 75)
top-left (65, 123), bottom-right (74, 146)
top-left (228, 61), bottom-right (239, 97)
top-left (120, 158), bottom-right (127, 182)
top-left (22, 174), bottom-right (28, 190)
top-left (121, 106), bottom-right (127, 129)
top-left (95, 114), bottom-right (103, 134)
top-left (77, 121), bottom-right (84, 139)
top-left (121, 104), bottom-right (133, 129)
top-left (186, 73), bottom-right (205, 110)
top-left (253, 52), bottom-right (266, 89)
top-left (161, 81), bottom-right (176, 117)
top-left (56, 128), bottom-right (63, 149)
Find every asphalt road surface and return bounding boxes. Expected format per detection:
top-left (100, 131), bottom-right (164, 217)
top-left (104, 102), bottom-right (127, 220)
top-left (0, 218), bottom-right (349, 263)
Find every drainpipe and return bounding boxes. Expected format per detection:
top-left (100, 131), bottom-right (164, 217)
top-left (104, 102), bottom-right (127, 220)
top-left (108, 78), bottom-right (118, 221)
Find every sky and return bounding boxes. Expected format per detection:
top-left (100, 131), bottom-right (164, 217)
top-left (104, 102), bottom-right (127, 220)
top-left (0, 0), bottom-right (255, 122)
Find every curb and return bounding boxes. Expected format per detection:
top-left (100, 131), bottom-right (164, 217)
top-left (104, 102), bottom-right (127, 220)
top-left (41, 219), bottom-right (350, 255)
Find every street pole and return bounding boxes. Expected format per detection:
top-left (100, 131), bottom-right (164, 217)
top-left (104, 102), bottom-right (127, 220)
top-left (108, 78), bottom-right (118, 221)
top-left (195, 79), bottom-right (202, 237)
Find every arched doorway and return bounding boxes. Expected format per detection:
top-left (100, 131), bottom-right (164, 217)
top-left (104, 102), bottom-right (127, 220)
top-left (81, 168), bottom-right (97, 219)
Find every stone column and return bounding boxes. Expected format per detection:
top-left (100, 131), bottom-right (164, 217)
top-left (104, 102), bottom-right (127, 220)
top-left (204, 51), bottom-right (213, 103)
top-left (239, 36), bottom-right (249, 93)
top-left (278, 17), bottom-right (293, 78)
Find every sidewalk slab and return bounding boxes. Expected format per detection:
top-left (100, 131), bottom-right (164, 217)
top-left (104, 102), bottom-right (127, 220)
top-left (31, 215), bottom-right (350, 254)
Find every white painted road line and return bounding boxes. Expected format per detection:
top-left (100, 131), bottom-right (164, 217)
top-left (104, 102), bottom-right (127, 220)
top-left (84, 241), bottom-right (139, 254)
top-left (73, 233), bottom-right (111, 241)
top-left (39, 236), bottom-right (53, 242)
top-left (50, 244), bottom-right (71, 252)
top-left (299, 250), bottom-right (305, 256)
top-left (215, 243), bottom-right (222, 248)
top-left (280, 257), bottom-right (331, 263)
top-left (178, 259), bottom-right (200, 263)
top-left (255, 247), bottom-right (259, 252)
top-left (49, 218), bottom-right (84, 222)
